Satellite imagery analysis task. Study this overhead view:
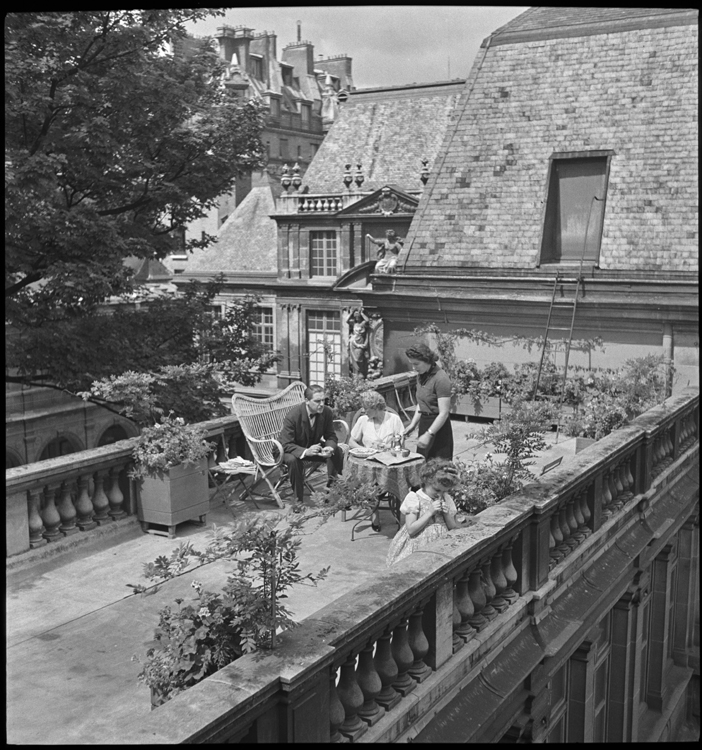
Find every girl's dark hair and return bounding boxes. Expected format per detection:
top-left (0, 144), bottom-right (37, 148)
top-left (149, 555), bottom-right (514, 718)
top-left (405, 343), bottom-right (438, 365)
top-left (420, 459), bottom-right (459, 489)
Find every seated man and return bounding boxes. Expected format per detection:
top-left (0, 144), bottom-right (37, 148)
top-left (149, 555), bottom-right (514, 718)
top-left (280, 384), bottom-right (344, 505)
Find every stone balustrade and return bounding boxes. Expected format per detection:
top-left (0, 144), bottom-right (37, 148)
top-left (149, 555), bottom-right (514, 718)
top-left (6, 415), bottom-right (244, 558)
top-left (114, 387), bottom-right (699, 743)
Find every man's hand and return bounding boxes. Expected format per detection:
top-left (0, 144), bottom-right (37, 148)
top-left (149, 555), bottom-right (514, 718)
top-left (305, 443), bottom-right (323, 457)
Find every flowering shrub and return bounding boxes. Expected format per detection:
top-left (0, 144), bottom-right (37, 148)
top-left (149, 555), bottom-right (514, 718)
top-left (129, 415), bottom-right (215, 480)
top-left (131, 515), bottom-right (329, 706)
top-left (134, 579), bottom-right (245, 706)
top-left (452, 456), bottom-right (513, 515)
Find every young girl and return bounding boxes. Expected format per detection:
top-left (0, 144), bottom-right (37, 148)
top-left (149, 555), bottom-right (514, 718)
top-left (386, 459), bottom-right (462, 566)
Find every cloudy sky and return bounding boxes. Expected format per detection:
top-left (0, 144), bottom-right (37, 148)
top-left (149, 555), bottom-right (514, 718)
top-left (189, 6), bottom-right (529, 89)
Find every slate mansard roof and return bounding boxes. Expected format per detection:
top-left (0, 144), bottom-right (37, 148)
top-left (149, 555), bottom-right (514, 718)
top-left (404, 7), bottom-right (698, 273)
top-left (301, 81), bottom-right (464, 195)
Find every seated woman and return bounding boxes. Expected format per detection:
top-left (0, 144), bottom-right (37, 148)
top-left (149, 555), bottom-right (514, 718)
top-left (349, 390), bottom-right (404, 451)
top-left (386, 459), bottom-right (462, 566)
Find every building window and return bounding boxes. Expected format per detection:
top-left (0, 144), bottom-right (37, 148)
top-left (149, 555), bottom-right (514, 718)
top-left (540, 154), bottom-right (610, 265)
top-left (170, 227), bottom-right (188, 261)
top-left (269, 98), bottom-right (280, 119)
top-left (310, 231), bottom-right (337, 277)
top-left (310, 142), bottom-right (319, 158)
top-left (545, 662), bottom-right (569, 742)
top-left (249, 55), bottom-right (263, 80)
top-left (301, 103), bottom-right (310, 128)
top-left (39, 436), bottom-right (78, 461)
top-left (279, 138), bottom-right (289, 160)
top-left (252, 307), bottom-right (274, 351)
top-left (307, 310), bottom-right (341, 383)
top-left (592, 612), bottom-right (611, 742)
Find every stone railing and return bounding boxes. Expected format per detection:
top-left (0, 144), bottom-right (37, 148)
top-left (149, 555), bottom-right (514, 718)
top-left (5, 415), bottom-right (244, 558)
top-left (275, 189), bottom-right (369, 215)
top-left (115, 388), bottom-right (698, 743)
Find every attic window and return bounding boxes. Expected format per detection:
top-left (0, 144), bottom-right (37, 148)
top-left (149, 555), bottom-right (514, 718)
top-left (281, 66), bottom-right (293, 87)
top-left (249, 54), bottom-right (263, 80)
top-left (540, 153), bottom-right (611, 265)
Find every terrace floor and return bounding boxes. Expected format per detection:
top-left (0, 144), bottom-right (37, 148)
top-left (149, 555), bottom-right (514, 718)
top-left (6, 418), bottom-right (582, 745)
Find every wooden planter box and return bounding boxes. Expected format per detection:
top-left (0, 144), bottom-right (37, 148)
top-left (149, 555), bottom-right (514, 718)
top-left (137, 458), bottom-right (209, 538)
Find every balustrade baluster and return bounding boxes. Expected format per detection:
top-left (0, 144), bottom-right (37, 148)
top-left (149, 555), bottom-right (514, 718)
top-left (57, 481), bottom-right (79, 536)
top-left (618, 460), bottom-right (634, 504)
top-left (390, 618), bottom-right (417, 696)
top-left (91, 471), bottom-right (111, 523)
top-left (374, 629), bottom-right (401, 710)
top-left (548, 520), bottom-right (557, 567)
top-left (28, 488), bottom-right (47, 548)
top-left (625, 458), bottom-right (635, 497)
top-left (557, 505), bottom-right (571, 556)
top-left (329, 668), bottom-right (346, 742)
top-left (315, 199), bottom-right (323, 211)
top-left (356, 642), bottom-right (385, 725)
top-left (467, 567), bottom-right (488, 630)
top-left (480, 559), bottom-right (498, 620)
top-left (564, 498), bottom-right (579, 550)
top-left (107, 467), bottom-right (127, 520)
top-left (549, 513), bottom-right (565, 566)
top-left (601, 470), bottom-right (613, 519)
top-left (41, 484), bottom-right (63, 542)
top-left (607, 469), bottom-right (620, 511)
top-left (407, 607), bottom-right (432, 682)
top-left (663, 429), bottom-right (674, 466)
top-left (502, 543), bottom-right (519, 604)
top-left (651, 436), bottom-right (663, 476)
top-left (612, 463), bottom-right (625, 510)
top-left (454, 569), bottom-right (477, 642)
top-left (452, 598), bottom-right (464, 653)
top-left (490, 549), bottom-right (510, 613)
top-left (337, 653), bottom-right (367, 741)
top-left (579, 488), bottom-right (592, 536)
top-left (571, 491), bottom-right (586, 543)
top-left (75, 475), bottom-right (97, 531)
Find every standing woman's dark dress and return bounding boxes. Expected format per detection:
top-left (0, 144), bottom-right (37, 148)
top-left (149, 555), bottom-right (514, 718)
top-left (415, 363), bottom-right (454, 460)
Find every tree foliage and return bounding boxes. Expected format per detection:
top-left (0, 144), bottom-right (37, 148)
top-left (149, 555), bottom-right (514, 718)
top-left (5, 10), bottom-right (266, 328)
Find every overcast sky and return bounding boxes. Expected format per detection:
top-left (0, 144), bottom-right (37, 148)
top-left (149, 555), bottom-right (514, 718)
top-left (188, 6), bottom-right (530, 89)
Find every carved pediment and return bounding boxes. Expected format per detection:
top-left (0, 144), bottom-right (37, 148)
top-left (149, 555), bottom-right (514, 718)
top-left (338, 185), bottom-right (419, 217)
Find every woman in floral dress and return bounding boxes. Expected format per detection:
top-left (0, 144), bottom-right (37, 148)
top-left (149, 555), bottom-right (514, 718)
top-left (386, 459), bottom-right (462, 566)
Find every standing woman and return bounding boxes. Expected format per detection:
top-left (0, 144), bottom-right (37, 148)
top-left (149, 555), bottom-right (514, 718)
top-left (402, 344), bottom-right (454, 460)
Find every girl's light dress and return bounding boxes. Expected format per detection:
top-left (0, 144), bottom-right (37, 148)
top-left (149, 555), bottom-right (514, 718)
top-left (386, 489), bottom-right (457, 566)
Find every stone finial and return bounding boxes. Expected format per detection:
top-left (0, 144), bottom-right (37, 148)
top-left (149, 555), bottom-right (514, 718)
top-left (354, 163), bottom-right (364, 189)
top-left (343, 163), bottom-right (353, 190)
top-left (291, 163), bottom-right (302, 192)
top-left (281, 164), bottom-right (291, 193)
top-left (420, 158), bottom-right (429, 186)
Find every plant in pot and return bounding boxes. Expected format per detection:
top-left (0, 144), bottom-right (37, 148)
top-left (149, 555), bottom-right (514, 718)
top-left (80, 366), bottom-right (220, 534)
top-left (131, 514), bottom-right (329, 707)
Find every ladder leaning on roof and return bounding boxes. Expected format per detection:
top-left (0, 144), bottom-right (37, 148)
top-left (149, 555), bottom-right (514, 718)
top-left (533, 195), bottom-right (603, 435)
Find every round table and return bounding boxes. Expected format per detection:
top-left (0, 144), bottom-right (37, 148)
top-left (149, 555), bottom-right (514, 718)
top-left (345, 453), bottom-right (425, 539)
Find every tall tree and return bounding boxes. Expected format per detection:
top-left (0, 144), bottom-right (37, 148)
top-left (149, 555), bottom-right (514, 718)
top-left (5, 10), bottom-right (264, 328)
top-left (5, 11), bottom-right (275, 408)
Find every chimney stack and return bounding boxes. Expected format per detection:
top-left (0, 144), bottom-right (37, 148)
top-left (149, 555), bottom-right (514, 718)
top-left (297, 21), bottom-right (301, 43)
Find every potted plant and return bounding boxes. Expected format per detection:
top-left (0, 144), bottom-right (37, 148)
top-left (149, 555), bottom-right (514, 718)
top-left (130, 415), bottom-right (215, 534)
top-left (80, 368), bottom-right (218, 535)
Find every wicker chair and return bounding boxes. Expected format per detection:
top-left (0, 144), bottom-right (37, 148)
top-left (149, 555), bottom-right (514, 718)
top-left (232, 382), bottom-right (348, 507)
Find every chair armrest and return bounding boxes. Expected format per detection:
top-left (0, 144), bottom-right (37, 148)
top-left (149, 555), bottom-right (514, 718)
top-left (245, 436), bottom-right (284, 467)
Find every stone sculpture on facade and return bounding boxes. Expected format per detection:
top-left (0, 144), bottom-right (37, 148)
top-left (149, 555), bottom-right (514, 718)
top-left (346, 306), bottom-right (371, 378)
top-left (366, 229), bottom-right (404, 273)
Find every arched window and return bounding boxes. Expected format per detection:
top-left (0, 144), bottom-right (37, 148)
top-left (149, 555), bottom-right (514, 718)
top-left (97, 425), bottom-right (131, 447)
top-left (39, 436), bottom-right (79, 461)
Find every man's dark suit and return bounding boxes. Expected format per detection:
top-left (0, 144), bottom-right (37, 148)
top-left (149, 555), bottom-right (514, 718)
top-left (280, 402), bottom-right (344, 504)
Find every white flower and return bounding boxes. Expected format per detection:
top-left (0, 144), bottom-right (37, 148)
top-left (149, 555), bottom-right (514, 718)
top-left (191, 580), bottom-right (202, 590)
top-left (198, 607), bottom-right (209, 617)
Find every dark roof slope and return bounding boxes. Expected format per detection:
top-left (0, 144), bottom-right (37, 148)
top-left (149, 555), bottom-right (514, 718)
top-left (301, 81), bottom-right (464, 194)
top-left (404, 8), bottom-right (698, 273)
